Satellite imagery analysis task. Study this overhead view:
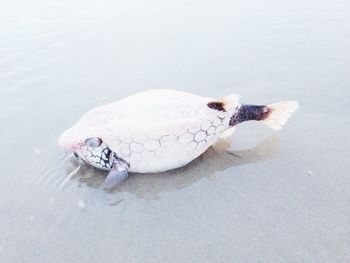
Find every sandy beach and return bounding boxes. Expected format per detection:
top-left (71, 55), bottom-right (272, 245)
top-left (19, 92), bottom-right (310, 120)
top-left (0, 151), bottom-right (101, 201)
top-left (1, 0), bottom-right (350, 262)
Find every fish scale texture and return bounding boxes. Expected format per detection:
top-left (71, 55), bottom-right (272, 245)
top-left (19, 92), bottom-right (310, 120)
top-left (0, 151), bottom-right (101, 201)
top-left (59, 89), bottom-right (239, 173)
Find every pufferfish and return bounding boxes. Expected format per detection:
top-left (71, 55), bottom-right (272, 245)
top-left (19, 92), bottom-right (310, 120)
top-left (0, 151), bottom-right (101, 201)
top-left (58, 89), bottom-right (298, 189)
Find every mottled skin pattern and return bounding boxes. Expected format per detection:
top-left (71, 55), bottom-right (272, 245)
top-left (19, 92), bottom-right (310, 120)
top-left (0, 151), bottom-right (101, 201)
top-left (60, 89), bottom-right (288, 174)
top-left (229, 105), bottom-right (270, 126)
top-left (59, 90), bottom-right (298, 189)
top-left (116, 111), bottom-right (225, 165)
top-left (74, 142), bottom-right (114, 170)
top-left (72, 104), bottom-right (268, 173)
top-left (71, 108), bottom-right (229, 172)
top-left (75, 108), bottom-right (234, 174)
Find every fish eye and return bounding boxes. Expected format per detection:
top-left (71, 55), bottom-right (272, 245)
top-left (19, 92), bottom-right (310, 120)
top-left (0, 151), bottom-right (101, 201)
top-left (84, 137), bottom-right (103, 148)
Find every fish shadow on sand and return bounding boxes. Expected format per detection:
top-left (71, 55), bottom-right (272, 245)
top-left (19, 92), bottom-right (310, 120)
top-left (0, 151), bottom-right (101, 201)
top-left (65, 135), bottom-right (280, 199)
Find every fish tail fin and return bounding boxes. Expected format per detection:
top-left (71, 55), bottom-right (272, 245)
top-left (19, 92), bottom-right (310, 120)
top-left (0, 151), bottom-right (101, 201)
top-left (262, 101), bottom-right (299, 130)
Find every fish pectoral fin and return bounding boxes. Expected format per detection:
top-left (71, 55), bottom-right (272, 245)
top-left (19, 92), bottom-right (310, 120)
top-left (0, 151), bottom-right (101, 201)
top-left (103, 163), bottom-right (129, 189)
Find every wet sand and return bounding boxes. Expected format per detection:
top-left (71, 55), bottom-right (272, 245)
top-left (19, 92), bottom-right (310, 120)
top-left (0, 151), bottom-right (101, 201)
top-left (1, 0), bottom-right (350, 262)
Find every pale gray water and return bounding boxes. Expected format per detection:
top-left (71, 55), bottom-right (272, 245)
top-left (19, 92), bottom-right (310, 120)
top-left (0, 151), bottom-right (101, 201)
top-left (1, 0), bottom-right (350, 262)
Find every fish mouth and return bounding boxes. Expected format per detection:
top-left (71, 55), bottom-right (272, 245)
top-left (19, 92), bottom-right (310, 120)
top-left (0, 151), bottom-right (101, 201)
top-left (71, 143), bottom-right (82, 151)
top-left (58, 132), bottom-right (70, 149)
top-left (58, 131), bottom-right (82, 151)
top-left (58, 138), bottom-right (81, 151)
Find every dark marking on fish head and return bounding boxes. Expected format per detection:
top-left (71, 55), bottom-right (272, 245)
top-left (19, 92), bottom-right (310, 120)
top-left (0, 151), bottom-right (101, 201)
top-left (72, 139), bottom-right (117, 170)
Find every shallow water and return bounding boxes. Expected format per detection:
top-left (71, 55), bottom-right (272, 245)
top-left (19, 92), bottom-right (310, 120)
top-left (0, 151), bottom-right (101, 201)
top-left (1, 0), bottom-right (350, 262)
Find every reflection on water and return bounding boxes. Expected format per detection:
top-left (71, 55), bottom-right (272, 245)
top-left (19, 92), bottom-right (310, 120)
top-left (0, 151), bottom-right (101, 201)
top-left (64, 135), bottom-right (279, 199)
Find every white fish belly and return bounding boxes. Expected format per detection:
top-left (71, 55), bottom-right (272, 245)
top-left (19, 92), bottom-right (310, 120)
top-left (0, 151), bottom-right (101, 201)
top-left (120, 132), bottom-right (217, 173)
top-left (110, 115), bottom-right (230, 173)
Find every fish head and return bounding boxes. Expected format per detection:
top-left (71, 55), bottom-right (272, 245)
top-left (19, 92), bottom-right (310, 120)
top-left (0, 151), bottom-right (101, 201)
top-left (58, 125), bottom-right (114, 170)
